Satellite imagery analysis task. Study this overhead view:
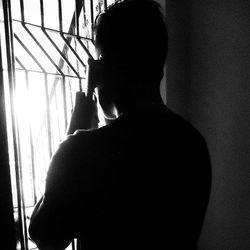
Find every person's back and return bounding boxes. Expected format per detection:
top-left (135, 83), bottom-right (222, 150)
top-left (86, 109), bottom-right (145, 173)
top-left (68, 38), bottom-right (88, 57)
top-left (36, 103), bottom-right (210, 249)
top-left (29, 1), bottom-right (211, 249)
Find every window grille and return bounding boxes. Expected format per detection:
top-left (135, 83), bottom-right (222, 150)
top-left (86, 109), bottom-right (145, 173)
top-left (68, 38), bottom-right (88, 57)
top-left (0, 0), bottom-right (118, 249)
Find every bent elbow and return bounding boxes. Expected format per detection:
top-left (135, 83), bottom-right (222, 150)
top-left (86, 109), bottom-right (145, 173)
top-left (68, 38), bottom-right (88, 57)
top-left (29, 216), bottom-right (73, 250)
top-left (28, 217), bottom-right (46, 249)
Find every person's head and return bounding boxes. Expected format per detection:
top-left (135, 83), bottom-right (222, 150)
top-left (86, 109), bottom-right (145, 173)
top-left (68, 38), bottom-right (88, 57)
top-left (94, 0), bottom-right (168, 117)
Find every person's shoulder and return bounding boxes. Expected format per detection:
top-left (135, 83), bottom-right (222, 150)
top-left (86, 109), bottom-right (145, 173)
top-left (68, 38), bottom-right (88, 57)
top-left (46, 130), bottom-right (102, 187)
top-left (162, 106), bottom-right (207, 144)
top-left (49, 129), bottom-right (98, 167)
top-left (56, 125), bottom-right (116, 157)
top-left (158, 105), bottom-right (195, 128)
top-left (59, 127), bottom-right (105, 149)
top-left (163, 107), bottom-right (211, 174)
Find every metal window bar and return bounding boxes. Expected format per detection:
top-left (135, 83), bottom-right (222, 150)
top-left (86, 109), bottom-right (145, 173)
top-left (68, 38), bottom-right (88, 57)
top-left (1, 0), bottom-right (115, 249)
top-left (17, 23), bottom-right (69, 130)
top-left (15, 56), bottom-right (37, 205)
top-left (14, 33), bottom-right (53, 158)
top-left (2, 1), bottom-right (27, 249)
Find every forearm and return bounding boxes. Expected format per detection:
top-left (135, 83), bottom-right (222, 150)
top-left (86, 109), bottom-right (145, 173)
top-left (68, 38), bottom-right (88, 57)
top-left (66, 92), bottom-right (99, 134)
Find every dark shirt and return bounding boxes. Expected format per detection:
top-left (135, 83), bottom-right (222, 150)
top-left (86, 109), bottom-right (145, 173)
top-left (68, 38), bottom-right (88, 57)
top-left (29, 104), bottom-right (211, 249)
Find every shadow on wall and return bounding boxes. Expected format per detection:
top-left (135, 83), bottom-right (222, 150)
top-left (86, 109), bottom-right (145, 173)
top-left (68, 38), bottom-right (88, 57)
top-left (166, 0), bottom-right (250, 249)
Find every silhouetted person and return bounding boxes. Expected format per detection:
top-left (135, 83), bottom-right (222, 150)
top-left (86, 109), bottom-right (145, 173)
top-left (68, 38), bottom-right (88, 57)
top-left (29, 1), bottom-right (211, 249)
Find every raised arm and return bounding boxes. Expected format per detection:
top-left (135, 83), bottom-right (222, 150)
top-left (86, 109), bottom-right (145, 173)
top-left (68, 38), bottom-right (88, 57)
top-left (28, 139), bottom-right (80, 250)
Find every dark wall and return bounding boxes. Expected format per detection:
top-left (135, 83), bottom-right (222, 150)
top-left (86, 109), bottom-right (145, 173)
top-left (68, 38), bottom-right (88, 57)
top-left (166, 0), bottom-right (250, 249)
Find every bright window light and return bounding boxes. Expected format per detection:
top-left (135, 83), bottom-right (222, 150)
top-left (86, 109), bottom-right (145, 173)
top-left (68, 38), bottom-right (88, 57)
top-left (1, 0), bottom-right (117, 249)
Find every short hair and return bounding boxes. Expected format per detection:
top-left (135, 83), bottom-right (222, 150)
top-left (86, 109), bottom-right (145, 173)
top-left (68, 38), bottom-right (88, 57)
top-left (94, 0), bottom-right (167, 81)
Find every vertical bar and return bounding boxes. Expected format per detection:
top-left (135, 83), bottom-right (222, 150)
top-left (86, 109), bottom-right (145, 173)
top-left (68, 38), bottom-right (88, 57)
top-left (75, 0), bottom-right (79, 36)
top-left (44, 73), bottom-right (53, 157)
top-left (60, 0), bottom-right (85, 92)
top-left (2, 0), bottom-right (27, 249)
top-left (53, 83), bottom-right (62, 140)
top-left (40, 0), bottom-right (44, 27)
top-left (0, 3), bottom-right (16, 248)
top-left (68, 77), bottom-right (74, 111)
top-left (75, 41), bottom-right (81, 91)
top-left (90, 0), bottom-right (94, 40)
top-left (82, 0), bottom-right (87, 27)
top-left (19, 0), bottom-right (25, 22)
top-left (58, 0), bottom-right (63, 32)
top-left (81, 0), bottom-right (90, 51)
top-left (78, 77), bottom-right (82, 94)
top-left (62, 76), bottom-right (68, 132)
top-left (16, 56), bottom-right (38, 206)
top-left (104, 0), bottom-right (107, 10)
top-left (16, 121), bottom-right (29, 249)
top-left (25, 71), bottom-right (37, 205)
top-left (99, 1), bottom-right (102, 14)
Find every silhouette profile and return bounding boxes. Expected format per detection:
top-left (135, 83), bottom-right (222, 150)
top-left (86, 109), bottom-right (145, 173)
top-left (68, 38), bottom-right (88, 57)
top-left (29, 1), bottom-right (211, 249)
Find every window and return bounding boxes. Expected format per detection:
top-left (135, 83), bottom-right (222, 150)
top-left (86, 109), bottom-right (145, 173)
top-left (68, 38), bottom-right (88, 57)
top-left (0, 0), bottom-right (118, 249)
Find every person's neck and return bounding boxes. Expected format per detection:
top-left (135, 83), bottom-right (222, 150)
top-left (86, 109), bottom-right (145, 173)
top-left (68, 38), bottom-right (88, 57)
top-left (116, 96), bottom-right (164, 116)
